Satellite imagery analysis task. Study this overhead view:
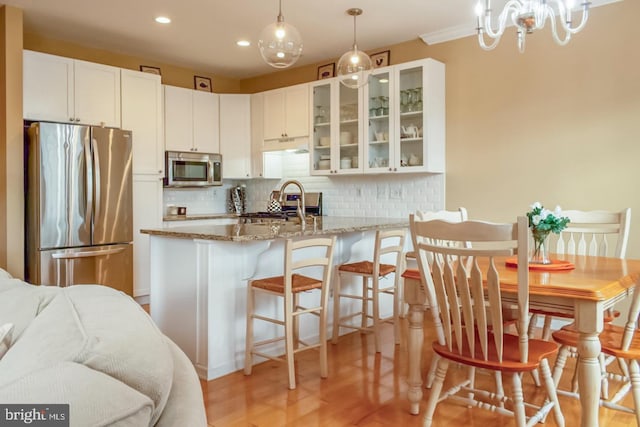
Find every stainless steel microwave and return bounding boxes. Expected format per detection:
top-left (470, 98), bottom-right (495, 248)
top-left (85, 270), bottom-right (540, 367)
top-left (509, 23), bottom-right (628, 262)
top-left (164, 151), bottom-right (222, 187)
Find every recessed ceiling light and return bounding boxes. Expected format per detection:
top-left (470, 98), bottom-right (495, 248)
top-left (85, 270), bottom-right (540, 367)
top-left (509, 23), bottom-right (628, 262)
top-left (236, 40), bottom-right (251, 47)
top-left (155, 16), bottom-right (171, 24)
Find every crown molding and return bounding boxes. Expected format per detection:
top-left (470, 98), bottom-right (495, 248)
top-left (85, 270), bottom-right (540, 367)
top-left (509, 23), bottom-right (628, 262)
top-left (419, 0), bottom-right (623, 46)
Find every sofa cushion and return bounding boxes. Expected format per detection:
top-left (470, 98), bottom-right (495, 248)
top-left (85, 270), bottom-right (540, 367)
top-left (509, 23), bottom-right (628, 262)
top-left (0, 277), bottom-right (60, 343)
top-left (0, 285), bottom-right (174, 425)
top-left (0, 362), bottom-right (153, 426)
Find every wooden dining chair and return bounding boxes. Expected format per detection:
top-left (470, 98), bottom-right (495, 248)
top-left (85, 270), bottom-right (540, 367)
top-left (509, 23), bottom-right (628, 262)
top-left (401, 208), bottom-right (468, 319)
top-left (244, 236), bottom-right (336, 390)
top-left (551, 272), bottom-right (640, 425)
top-left (530, 208), bottom-right (632, 341)
top-left (403, 209), bottom-right (469, 388)
top-left (411, 215), bottom-right (564, 427)
top-left (332, 229), bottom-right (405, 353)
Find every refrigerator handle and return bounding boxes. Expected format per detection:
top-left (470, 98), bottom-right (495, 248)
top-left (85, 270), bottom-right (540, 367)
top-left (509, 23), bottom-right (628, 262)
top-left (83, 136), bottom-right (93, 225)
top-left (51, 246), bottom-right (126, 259)
top-left (52, 246), bottom-right (127, 287)
top-left (92, 138), bottom-right (101, 221)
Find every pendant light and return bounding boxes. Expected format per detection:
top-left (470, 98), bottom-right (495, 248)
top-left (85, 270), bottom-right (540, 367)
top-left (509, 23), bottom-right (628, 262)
top-left (336, 8), bottom-right (372, 89)
top-left (258, 0), bottom-right (303, 68)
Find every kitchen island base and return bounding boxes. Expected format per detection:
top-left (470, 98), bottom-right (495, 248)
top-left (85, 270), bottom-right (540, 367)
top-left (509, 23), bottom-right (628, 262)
top-left (147, 221), bottom-right (407, 380)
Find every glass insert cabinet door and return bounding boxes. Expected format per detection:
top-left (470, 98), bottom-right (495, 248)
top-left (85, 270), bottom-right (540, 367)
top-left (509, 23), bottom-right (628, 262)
top-left (311, 82), bottom-right (331, 174)
top-left (365, 69), bottom-right (392, 171)
top-left (337, 83), bottom-right (361, 173)
top-left (397, 64), bottom-right (424, 169)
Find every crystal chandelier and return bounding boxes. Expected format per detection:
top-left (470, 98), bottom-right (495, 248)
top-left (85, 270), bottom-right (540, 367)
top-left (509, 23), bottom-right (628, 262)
top-left (258, 0), bottom-right (303, 68)
top-left (337, 8), bottom-right (373, 89)
top-left (475, 0), bottom-right (591, 52)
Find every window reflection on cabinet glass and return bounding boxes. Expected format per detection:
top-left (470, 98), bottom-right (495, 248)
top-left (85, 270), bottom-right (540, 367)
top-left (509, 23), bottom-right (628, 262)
top-left (338, 84), bottom-right (358, 170)
top-left (399, 67), bottom-right (423, 167)
top-left (367, 72), bottom-right (390, 169)
top-left (312, 84), bottom-right (331, 171)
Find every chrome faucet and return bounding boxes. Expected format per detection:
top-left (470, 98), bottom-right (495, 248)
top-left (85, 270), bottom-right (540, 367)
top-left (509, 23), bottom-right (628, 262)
top-left (279, 180), bottom-right (306, 226)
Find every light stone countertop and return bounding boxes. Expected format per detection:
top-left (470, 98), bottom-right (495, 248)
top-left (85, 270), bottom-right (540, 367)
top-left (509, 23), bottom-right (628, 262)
top-left (163, 213), bottom-right (239, 222)
top-left (141, 216), bottom-right (408, 242)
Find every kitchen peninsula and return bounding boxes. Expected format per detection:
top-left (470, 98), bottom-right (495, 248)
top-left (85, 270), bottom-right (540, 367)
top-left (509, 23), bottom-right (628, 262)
top-left (141, 216), bottom-right (408, 380)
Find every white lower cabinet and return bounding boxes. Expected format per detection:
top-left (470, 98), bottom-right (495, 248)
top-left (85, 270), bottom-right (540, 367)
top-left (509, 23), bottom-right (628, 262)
top-left (133, 174), bottom-right (163, 297)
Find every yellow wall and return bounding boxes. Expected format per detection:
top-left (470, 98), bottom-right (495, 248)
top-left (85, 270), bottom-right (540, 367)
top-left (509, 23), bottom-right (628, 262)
top-left (437, 1), bottom-right (640, 258)
top-left (8, 1), bottom-right (640, 262)
top-left (0, 5), bottom-right (23, 277)
top-left (24, 32), bottom-right (242, 93)
top-left (246, 1), bottom-right (640, 258)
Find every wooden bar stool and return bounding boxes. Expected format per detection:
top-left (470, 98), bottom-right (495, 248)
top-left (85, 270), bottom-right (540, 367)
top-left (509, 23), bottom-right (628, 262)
top-left (331, 229), bottom-right (406, 353)
top-left (244, 236), bottom-right (336, 390)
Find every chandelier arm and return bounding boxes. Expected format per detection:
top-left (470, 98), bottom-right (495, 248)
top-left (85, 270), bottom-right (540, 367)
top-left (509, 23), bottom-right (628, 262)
top-left (547, 7), bottom-right (573, 45)
top-left (483, 0), bottom-right (522, 39)
top-left (477, 30), bottom-right (503, 51)
top-left (518, 29), bottom-right (526, 53)
top-left (561, 2), bottom-right (591, 34)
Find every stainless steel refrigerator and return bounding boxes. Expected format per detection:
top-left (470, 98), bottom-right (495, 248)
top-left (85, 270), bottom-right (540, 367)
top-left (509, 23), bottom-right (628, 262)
top-left (26, 122), bottom-right (134, 295)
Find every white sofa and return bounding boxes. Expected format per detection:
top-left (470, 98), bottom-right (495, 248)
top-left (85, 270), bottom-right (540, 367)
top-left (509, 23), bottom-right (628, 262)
top-left (0, 269), bottom-right (206, 427)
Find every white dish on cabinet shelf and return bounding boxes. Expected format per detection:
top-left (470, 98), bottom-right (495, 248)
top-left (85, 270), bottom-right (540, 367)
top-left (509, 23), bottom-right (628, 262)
top-left (318, 160), bottom-right (330, 169)
top-left (339, 131), bottom-right (352, 145)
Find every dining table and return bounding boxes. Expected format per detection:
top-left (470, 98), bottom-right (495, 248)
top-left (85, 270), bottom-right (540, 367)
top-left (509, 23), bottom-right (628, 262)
top-left (403, 254), bottom-right (640, 427)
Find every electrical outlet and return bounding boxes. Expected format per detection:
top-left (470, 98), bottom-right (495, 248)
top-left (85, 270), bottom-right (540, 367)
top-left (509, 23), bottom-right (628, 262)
top-left (390, 185), bottom-right (403, 200)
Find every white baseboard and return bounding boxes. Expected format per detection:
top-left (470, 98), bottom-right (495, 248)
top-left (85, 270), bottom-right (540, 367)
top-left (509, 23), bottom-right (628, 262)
top-left (134, 294), bottom-right (150, 305)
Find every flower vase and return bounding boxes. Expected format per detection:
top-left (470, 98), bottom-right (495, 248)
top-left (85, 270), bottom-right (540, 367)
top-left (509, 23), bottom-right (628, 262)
top-left (530, 228), bottom-right (551, 265)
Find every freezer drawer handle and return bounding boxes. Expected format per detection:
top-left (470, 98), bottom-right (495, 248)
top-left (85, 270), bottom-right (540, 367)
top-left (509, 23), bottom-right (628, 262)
top-left (52, 246), bottom-right (126, 259)
top-left (52, 246), bottom-right (127, 287)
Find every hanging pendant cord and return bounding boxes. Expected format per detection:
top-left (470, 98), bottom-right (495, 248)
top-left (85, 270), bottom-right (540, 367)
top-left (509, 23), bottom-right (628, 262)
top-left (352, 14), bottom-right (357, 49)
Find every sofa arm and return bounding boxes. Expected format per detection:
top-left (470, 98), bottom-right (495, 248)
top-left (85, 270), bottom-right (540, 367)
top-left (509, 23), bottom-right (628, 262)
top-left (154, 338), bottom-right (207, 427)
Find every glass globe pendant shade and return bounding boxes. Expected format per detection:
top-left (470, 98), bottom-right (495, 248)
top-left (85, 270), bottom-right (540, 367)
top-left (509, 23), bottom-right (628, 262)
top-left (337, 8), bottom-right (372, 89)
top-left (258, 3), bottom-right (303, 69)
top-left (337, 47), bottom-right (372, 89)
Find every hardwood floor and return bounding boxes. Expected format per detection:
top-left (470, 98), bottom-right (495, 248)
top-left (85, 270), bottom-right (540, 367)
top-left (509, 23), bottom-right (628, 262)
top-left (199, 317), bottom-right (637, 427)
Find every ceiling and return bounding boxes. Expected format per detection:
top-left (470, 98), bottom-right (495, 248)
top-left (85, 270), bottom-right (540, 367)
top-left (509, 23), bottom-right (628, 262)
top-left (3, 0), bottom-right (619, 79)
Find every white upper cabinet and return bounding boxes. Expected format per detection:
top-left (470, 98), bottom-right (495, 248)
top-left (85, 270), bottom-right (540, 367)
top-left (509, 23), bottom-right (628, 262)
top-left (251, 93), bottom-right (283, 179)
top-left (310, 58), bottom-right (445, 176)
top-left (219, 94), bottom-right (251, 179)
top-left (121, 69), bottom-right (163, 176)
top-left (164, 86), bottom-right (193, 152)
top-left (262, 83), bottom-right (309, 149)
top-left (23, 50), bottom-right (121, 127)
top-left (392, 59), bottom-right (445, 173)
top-left (309, 78), bottom-right (363, 176)
top-left (193, 90), bottom-right (220, 153)
top-left (164, 85), bottom-right (219, 153)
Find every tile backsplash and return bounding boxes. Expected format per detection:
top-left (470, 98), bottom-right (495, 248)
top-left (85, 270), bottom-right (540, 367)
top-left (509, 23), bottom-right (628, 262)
top-left (163, 183), bottom-right (233, 216)
top-left (244, 173), bottom-right (444, 218)
top-left (163, 153), bottom-right (444, 218)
